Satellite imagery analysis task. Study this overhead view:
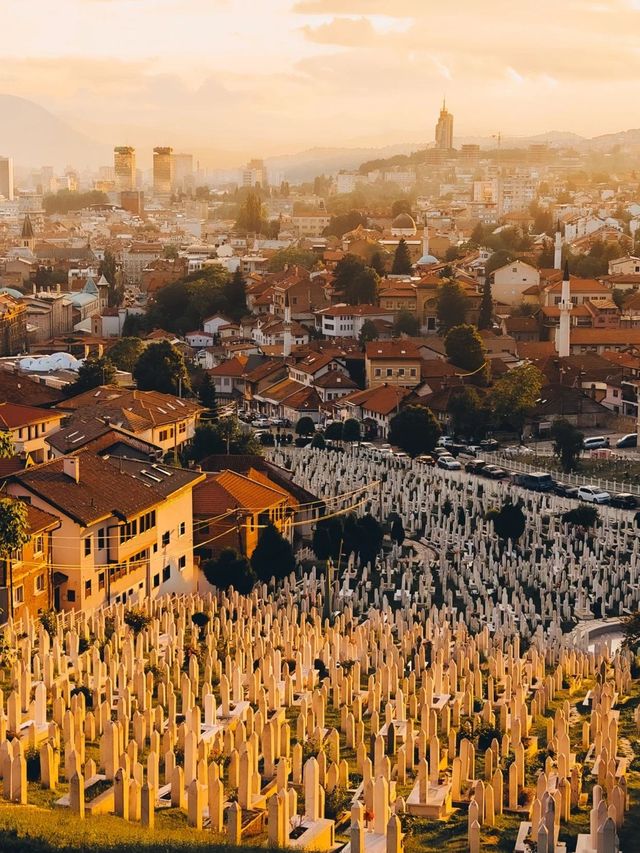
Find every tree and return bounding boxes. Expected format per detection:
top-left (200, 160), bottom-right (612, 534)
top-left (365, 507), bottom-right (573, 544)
top-left (390, 514), bottom-right (405, 546)
top-left (0, 432), bottom-right (14, 459)
top-left (333, 255), bottom-right (365, 297)
top-left (469, 223), bottom-right (485, 246)
top-left (478, 279), bottom-right (493, 330)
top-left (346, 268), bottom-right (378, 305)
top-left (235, 191), bottom-right (265, 234)
top-left (198, 373), bottom-right (218, 416)
top-left (323, 210), bottom-right (367, 239)
top-left (393, 310), bottom-right (420, 337)
top-left (312, 516), bottom-right (344, 561)
top-left (562, 506), bottom-right (599, 528)
top-left (489, 363), bottom-right (544, 438)
top-left (444, 325), bottom-right (487, 382)
top-left (622, 610), bottom-right (640, 652)
top-left (369, 251), bottom-right (386, 276)
top-left (295, 417), bottom-right (315, 437)
top-left (203, 548), bottom-right (256, 594)
top-left (186, 420), bottom-right (260, 462)
top-left (250, 522), bottom-right (296, 582)
top-left (106, 337), bottom-right (144, 373)
top-left (486, 499), bottom-right (526, 541)
top-left (391, 238), bottom-right (413, 275)
top-left (133, 341), bottom-right (190, 396)
top-left (325, 421), bottom-right (343, 441)
top-left (447, 386), bottom-right (492, 440)
top-left (357, 514), bottom-right (384, 567)
top-left (611, 287), bottom-right (627, 310)
top-left (342, 419), bottom-right (361, 443)
top-left (67, 355), bottom-right (116, 396)
top-left (0, 498), bottom-right (29, 560)
top-left (99, 249), bottom-right (123, 307)
top-left (391, 199), bottom-right (413, 218)
top-left (550, 418), bottom-right (584, 472)
top-left (310, 433), bottom-right (326, 450)
top-left (267, 247), bottom-right (318, 272)
top-left (222, 268), bottom-right (247, 321)
top-left (436, 280), bottom-right (468, 333)
top-left (358, 320), bottom-right (379, 347)
top-left (389, 405), bottom-right (440, 457)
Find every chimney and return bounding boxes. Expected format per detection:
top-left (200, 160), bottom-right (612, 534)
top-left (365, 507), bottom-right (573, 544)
top-left (62, 456), bottom-right (80, 483)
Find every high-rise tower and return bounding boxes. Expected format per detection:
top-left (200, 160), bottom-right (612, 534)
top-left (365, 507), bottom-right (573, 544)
top-left (153, 147), bottom-right (174, 197)
top-left (435, 100), bottom-right (454, 150)
top-left (114, 147), bottom-right (136, 192)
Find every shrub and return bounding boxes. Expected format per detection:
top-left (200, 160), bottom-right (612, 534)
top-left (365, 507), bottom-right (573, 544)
top-left (325, 786), bottom-right (351, 820)
top-left (39, 610), bottom-right (57, 637)
top-left (562, 505), bottom-right (600, 528)
top-left (123, 608), bottom-right (151, 636)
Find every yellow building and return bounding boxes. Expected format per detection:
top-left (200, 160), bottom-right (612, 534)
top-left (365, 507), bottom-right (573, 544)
top-left (365, 340), bottom-right (422, 388)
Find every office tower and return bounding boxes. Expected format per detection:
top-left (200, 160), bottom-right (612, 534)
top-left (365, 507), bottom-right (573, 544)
top-left (435, 100), bottom-right (454, 150)
top-left (114, 146), bottom-right (136, 192)
top-left (242, 158), bottom-right (268, 188)
top-left (172, 153), bottom-right (194, 192)
top-left (0, 157), bottom-right (14, 201)
top-left (153, 147), bottom-right (174, 196)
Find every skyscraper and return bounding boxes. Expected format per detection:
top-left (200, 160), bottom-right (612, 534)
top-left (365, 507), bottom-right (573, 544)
top-left (0, 156), bottom-right (15, 201)
top-left (435, 100), bottom-right (454, 150)
top-left (172, 153), bottom-right (194, 193)
top-left (153, 147), bottom-right (174, 196)
top-left (114, 146), bottom-right (136, 192)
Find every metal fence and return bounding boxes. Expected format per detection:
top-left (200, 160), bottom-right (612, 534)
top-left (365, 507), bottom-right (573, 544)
top-left (483, 452), bottom-right (640, 497)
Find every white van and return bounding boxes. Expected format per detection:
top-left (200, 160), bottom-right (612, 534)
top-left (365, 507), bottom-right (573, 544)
top-left (582, 436), bottom-right (609, 450)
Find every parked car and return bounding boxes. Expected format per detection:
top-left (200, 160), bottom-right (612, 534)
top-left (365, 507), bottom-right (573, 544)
top-left (479, 438), bottom-right (499, 450)
top-left (433, 447), bottom-right (453, 458)
top-left (616, 433), bottom-right (638, 449)
top-left (577, 485), bottom-right (611, 504)
top-left (483, 464), bottom-right (509, 480)
top-left (512, 472), bottom-right (555, 492)
top-left (437, 436), bottom-right (454, 447)
top-left (416, 454), bottom-right (435, 466)
top-left (554, 482), bottom-right (580, 498)
top-left (253, 417), bottom-right (272, 428)
top-left (609, 493), bottom-right (638, 509)
top-left (437, 455), bottom-right (462, 470)
top-left (271, 417), bottom-right (290, 427)
top-left (448, 443), bottom-right (468, 457)
top-left (582, 436), bottom-right (609, 450)
top-left (465, 459), bottom-right (488, 474)
top-left (464, 445), bottom-right (482, 456)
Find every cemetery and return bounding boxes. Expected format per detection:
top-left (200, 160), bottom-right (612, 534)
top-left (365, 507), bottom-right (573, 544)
top-left (0, 445), bottom-right (639, 853)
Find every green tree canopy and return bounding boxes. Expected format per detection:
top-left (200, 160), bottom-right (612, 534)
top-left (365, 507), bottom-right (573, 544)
top-left (486, 499), bottom-right (526, 541)
top-left (267, 247), bottom-right (318, 272)
top-left (358, 320), bottom-right (379, 347)
top-left (393, 310), bottom-right (420, 337)
top-left (389, 405), bottom-right (440, 456)
top-left (436, 280), bottom-right (468, 333)
top-left (0, 498), bottom-right (30, 558)
top-left (550, 418), bottom-right (584, 472)
top-left (444, 325), bottom-right (487, 381)
top-left (147, 265), bottom-right (232, 333)
top-left (489, 363), bottom-right (543, 436)
top-left (391, 199), bottom-right (413, 218)
top-left (346, 268), bottom-right (379, 305)
top-left (485, 250), bottom-right (515, 276)
top-left (325, 421), bottom-right (343, 441)
top-left (296, 416), bottom-right (316, 437)
top-left (342, 418), bottom-right (361, 443)
top-left (323, 210), bottom-right (367, 238)
top-left (477, 279), bottom-right (493, 330)
top-left (106, 337), bottom-right (145, 373)
top-left (99, 249), bottom-right (123, 308)
top-left (43, 189), bottom-right (109, 214)
top-left (250, 522), bottom-right (296, 582)
top-left (235, 191), bottom-right (268, 234)
top-left (186, 419), bottom-right (260, 462)
top-left (67, 355), bottom-right (116, 396)
top-left (333, 255), bottom-right (365, 297)
top-left (447, 386), bottom-right (492, 440)
top-left (0, 431), bottom-right (14, 459)
top-left (391, 238), bottom-right (413, 275)
top-left (221, 268), bottom-right (247, 321)
top-left (198, 373), bottom-right (218, 416)
top-left (203, 548), bottom-right (256, 595)
top-left (133, 341), bottom-right (190, 396)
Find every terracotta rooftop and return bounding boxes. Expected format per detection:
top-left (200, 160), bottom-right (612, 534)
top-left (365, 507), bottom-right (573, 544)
top-left (0, 401), bottom-right (64, 430)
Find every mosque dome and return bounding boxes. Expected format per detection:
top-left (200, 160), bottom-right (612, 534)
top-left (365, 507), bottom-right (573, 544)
top-left (391, 213), bottom-right (416, 234)
top-left (417, 251), bottom-right (438, 266)
top-left (0, 287), bottom-right (24, 299)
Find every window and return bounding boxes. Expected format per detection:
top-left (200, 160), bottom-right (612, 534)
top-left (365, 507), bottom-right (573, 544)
top-left (84, 536), bottom-right (92, 557)
top-left (34, 574), bottom-right (45, 594)
top-left (179, 521), bottom-right (186, 537)
top-left (14, 585), bottom-right (24, 605)
top-left (33, 534), bottom-right (44, 555)
top-left (398, 368), bottom-right (405, 377)
top-left (153, 574), bottom-right (160, 589)
top-left (85, 580), bottom-right (92, 597)
top-left (139, 511), bottom-right (156, 533)
top-left (178, 555), bottom-right (186, 571)
top-left (386, 368), bottom-right (393, 377)
top-left (179, 422), bottom-right (186, 433)
top-left (374, 368), bottom-right (381, 377)
top-left (410, 368), bottom-right (417, 377)
top-left (67, 589), bottom-right (76, 603)
top-left (159, 430), bottom-right (168, 441)
top-left (162, 531), bottom-right (170, 547)
top-left (162, 565), bottom-right (171, 582)
top-left (98, 572), bottom-right (105, 591)
top-left (98, 528), bottom-right (105, 550)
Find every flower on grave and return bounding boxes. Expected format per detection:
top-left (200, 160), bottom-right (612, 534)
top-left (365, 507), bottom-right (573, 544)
top-left (364, 809), bottom-right (374, 823)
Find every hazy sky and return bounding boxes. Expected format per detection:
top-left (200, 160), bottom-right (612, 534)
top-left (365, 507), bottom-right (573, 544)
top-left (2, 0), bottom-right (640, 163)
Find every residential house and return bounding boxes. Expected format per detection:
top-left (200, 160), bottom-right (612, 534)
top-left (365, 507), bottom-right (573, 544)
top-left (339, 384), bottom-right (412, 439)
top-left (0, 294), bottom-right (27, 355)
top-left (315, 304), bottom-right (395, 339)
top-left (46, 417), bottom-right (162, 460)
top-left (55, 387), bottom-right (202, 456)
top-left (492, 260), bottom-right (541, 306)
top-left (0, 501), bottom-right (59, 626)
top-left (192, 468), bottom-right (294, 561)
top-left (365, 340), bottom-right (421, 388)
top-left (8, 453), bottom-right (205, 612)
top-left (0, 401), bottom-right (65, 463)
top-left (121, 242), bottom-right (163, 286)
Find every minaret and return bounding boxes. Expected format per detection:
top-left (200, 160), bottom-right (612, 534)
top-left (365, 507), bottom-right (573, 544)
top-left (422, 214), bottom-right (430, 258)
top-left (283, 292), bottom-right (292, 358)
top-left (556, 261), bottom-right (572, 358)
top-left (554, 221), bottom-right (562, 270)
